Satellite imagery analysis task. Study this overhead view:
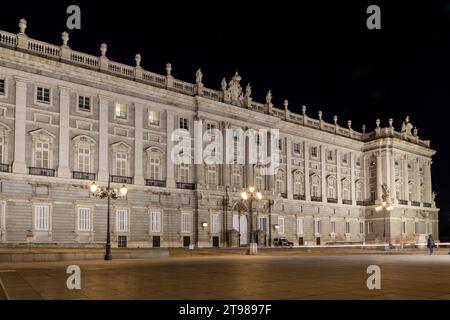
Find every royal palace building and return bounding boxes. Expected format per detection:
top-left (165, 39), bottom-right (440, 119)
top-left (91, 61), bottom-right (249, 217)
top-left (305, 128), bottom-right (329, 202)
top-left (0, 19), bottom-right (439, 248)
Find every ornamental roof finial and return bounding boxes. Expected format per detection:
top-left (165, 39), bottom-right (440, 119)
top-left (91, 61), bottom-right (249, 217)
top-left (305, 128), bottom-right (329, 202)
top-left (18, 18), bottom-right (27, 34)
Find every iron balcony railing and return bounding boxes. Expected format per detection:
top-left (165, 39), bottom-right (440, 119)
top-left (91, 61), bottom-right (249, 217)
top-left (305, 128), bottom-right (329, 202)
top-left (73, 171), bottom-right (96, 181)
top-left (411, 201), bottom-right (420, 207)
top-left (423, 202), bottom-right (432, 208)
top-left (29, 167), bottom-right (56, 177)
top-left (280, 193), bottom-right (287, 199)
top-left (176, 182), bottom-right (195, 190)
top-left (342, 199), bottom-right (352, 205)
top-left (311, 196), bottom-right (322, 202)
top-left (111, 175), bottom-right (133, 184)
top-left (0, 163), bottom-right (11, 173)
top-left (145, 179), bottom-right (166, 187)
top-left (327, 198), bottom-right (338, 203)
top-left (293, 194), bottom-right (305, 200)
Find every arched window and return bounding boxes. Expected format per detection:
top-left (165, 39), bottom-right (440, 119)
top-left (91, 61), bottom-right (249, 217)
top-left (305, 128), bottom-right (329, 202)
top-left (206, 165), bottom-right (218, 185)
top-left (275, 169), bottom-right (286, 194)
top-left (327, 175), bottom-right (337, 199)
top-left (231, 163), bottom-right (243, 188)
top-left (342, 178), bottom-right (351, 200)
top-left (310, 174), bottom-right (321, 197)
top-left (146, 147), bottom-right (164, 181)
top-left (30, 129), bottom-right (55, 169)
top-left (293, 171), bottom-right (305, 196)
top-left (254, 166), bottom-right (264, 191)
top-left (112, 142), bottom-right (132, 177)
top-left (73, 135), bottom-right (96, 173)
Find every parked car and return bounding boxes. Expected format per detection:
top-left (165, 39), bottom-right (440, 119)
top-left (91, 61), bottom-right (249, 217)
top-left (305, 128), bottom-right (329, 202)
top-left (273, 237), bottom-right (294, 247)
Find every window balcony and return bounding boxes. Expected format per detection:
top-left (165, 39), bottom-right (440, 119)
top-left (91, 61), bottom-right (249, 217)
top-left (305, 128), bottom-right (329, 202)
top-left (398, 199), bottom-right (408, 205)
top-left (73, 171), bottom-right (96, 181)
top-left (111, 175), bottom-right (133, 184)
top-left (311, 196), bottom-right (322, 202)
top-left (293, 194), bottom-right (305, 200)
top-left (411, 201), bottom-right (420, 207)
top-left (423, 202), bottom-right (432, 208)
top-left (29, 167), bottom-right (55, 177)
top-left (356, 200), bottom-right (365, 206)
top-left (342, 199), bottom-right (352, 205)
top-left (0, 164), bottom-right (11, 173)
top-left (327, 198), bottom-right (338, 203)
top-left (145, 179), bottom-right (166, 187)
top-left (176, 182), bottom-right (195, 190)
top-left (280, 193), bottom-right (287, 199)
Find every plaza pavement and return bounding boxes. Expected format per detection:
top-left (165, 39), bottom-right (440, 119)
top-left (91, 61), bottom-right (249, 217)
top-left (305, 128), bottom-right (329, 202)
top-left (0, 251), bottom-right (449, 300)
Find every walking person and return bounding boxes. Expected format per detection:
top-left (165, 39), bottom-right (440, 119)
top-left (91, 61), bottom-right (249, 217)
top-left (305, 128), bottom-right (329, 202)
top-left (427, 234), bottom-right (435, 255)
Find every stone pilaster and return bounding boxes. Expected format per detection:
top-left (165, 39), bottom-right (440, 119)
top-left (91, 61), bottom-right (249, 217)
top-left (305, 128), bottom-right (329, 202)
top-left (286, 137), bottom-right (293, 200)
top-left (402, 156), bottom-right (409, 201)
top-left (350, 153), bottom-right (356, 205)
top-left (337, 150), bottom-right (342, 204)
top-left (57, 86), bottom-right (71, 178)
top-left (166, 110), bottom-right (176, 188)
top-left (134, 104), bottom-right (144, 185)
top-left (320, 146), bottom-right (326, 203)
top-left (12, 77), bottom-right (28, 174)
top-left (97, 95), bottom-right (109, 182)
top-left (304, 142), bottom-right (311, 201)
top-left (376, 152), bottom-right (383, 201)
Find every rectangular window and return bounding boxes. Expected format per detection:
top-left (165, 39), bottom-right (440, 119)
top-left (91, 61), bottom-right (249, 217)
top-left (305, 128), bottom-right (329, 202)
top-left (258, 217), bottom-right (268, 232)
top-left (342, 153), bottom-right (348, 164)
top-left (179, 163), bottom-right (190, 183)
top-left (327, 150), bottom-right (333, 161)
top-left (34, 205), bottom-right (49, 231)
top-left (331, 221), bottom-right (336, 233)
top-left (115, 102), bottom-right (128, 119)
top-left (311, 146), bottom-right (318, 158)
top-left (116, 209), bottom-right (128, 232)
top-left (150, 211), bottom-right (161, 233)
top-left (77, 147), bottom-right (91, 173)
top-left (36, 86), bottom-right (50, 104)
top-left (148, 110), bottom-right (160, 126)
top-left (277, 138), bottom-right (283, 150)
top-left (345, 221), bottom-right (351, 234)
top-left (78, 96), bottom-right (91, 112)
top-left (370, 191), bottom-right (376, 202)
top-left (315, 220), bottom-right (321, 234)
top-left (293, 143), bottom-right (301, 154)
top-left (402, 221), bottom-right (407, 234)
top-left (179, 117), bottom-right (189, 130)
top-left (278, 217), bottom-right (285, 234)
top-left (211, 213), bottom-right (220, 234)
top-left (0, 135), bottom-right (4, 164)
top-left (368, 222), bottom-right (374, 233)
top-left (181, 212), bottom-right (192, 233)
top-left (0, 79), bottom-right (5, 95)
top-left (207, 123), bottom-right (216, 138)
top-left (78, 207), bottom-right (92, 232)
top-left (356, 157), bottom-right (361, 167)
top-left (149, 155), bottom-right (161, 180)
top-left (360, 221), bottom-right (364, 234)
top-left (297, 218), bottom-right (304, 235)
top-left (415, 222), bottom-right (419, 234)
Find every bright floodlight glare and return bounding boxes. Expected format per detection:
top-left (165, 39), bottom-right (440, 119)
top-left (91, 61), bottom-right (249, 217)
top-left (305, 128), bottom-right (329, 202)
top-left (382, 202), bottom-right (386, 206)
top-left (90, 182), bottom-right (98, 193)
top-left (249, 186), bottom-right (255, 193)
top-left (256, 192), bottom-right (263, 200)
top-left (241, 192), bottom-right (248, 200)
top-left (120, 185), bottom-right (128, 196)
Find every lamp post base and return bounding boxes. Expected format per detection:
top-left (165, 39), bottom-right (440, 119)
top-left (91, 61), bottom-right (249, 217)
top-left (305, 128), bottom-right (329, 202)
top-left (104, 243), bottom-right (112, 261)
top-left (248, 242), bottom-right (258, 255)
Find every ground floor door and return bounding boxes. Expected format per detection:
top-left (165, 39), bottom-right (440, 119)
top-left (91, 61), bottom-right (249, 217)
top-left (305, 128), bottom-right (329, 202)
top-left (212, 236), bottom-right (219, 247)
top-left (183, 236), bottom-right (191, 247)
top-left (152, 236), bottom-right (160, 247)
top-left (233, 214), bottom-right (248, 245)
top-left (118, 236), bottom-right (127, 248)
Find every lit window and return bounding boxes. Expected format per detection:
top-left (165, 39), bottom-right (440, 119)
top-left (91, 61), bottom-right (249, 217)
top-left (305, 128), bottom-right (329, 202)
top-left (178, 163), bottom-right (190, 183)
top-left (206, 165), bottom-right (217, 185)
top-left (148, 152), bottom-right (162, 180)
top-left (34, 205), bottom-right (50, 231)
top-left (278, 217), bottom-right (285, 234)
top-left (315, 220), bottom-right (321, 234)
top-left (116, 152), bottom-right (128, 176)
top-left (77, 147), bottom-right (91, 173)
top-left (115, 102), bottom-right (128, 119)
top-left (181, 212), bottom-right (192, 233)
top-left (150, 211), bottom-right (161, 233)
top-left (36, 87), bottom-right (50, 104)
top-left (258, 217), bottom-right (268, 232)
top-left (35, 140), bottom-right (50, 168)
top-left (148, 110), bottom-right (160, 126)
top-left (78, 207), bottom-right (92, 232)
top-left (116, 209), bottom-right (128, 232)
top-left (78, 96), bottom-right (91, 112)
top-left (211, 214), bottom-right (220, 234)
top-left (297, 218), bottom-right (304, 235)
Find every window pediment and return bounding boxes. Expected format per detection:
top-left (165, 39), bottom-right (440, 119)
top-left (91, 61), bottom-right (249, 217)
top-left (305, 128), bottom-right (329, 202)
top-left (73, 135), bottom-right (96, 145)
top-left (111, 141), bottom-right (132, 152)
top-left (29, 128), bottom-right (56, 141)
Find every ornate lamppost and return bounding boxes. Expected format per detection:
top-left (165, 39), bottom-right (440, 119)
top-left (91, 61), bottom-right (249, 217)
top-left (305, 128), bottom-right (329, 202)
top-left (240, 186), bottom-right (263, 254)
top-left (375, 184), bottom-right (393, 246)
top-left (89, 176), bottom-right (128, 260)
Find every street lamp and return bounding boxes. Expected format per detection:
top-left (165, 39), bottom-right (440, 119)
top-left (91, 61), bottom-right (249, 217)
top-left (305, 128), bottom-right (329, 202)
top-left (89, 176), bottom-right (128, 260)
top-left (375, 184), bottom-right (393, 245)
top-left (240, 186), bottom-right (263, 253)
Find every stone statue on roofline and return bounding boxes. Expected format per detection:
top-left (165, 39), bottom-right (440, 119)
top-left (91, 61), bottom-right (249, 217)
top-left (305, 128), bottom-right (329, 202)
top-left (195, 68), bottom-right (203, 85)
top-left (401, 116), bottom-right (413, 136)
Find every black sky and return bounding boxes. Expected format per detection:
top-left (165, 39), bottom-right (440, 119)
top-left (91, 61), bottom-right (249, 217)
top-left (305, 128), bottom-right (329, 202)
top-left (1, 0), bottom-right (450, 238)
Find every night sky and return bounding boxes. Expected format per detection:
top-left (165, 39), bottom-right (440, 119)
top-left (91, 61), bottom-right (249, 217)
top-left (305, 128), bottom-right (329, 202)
top-left (1, 1), bottom-right (450, 238)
